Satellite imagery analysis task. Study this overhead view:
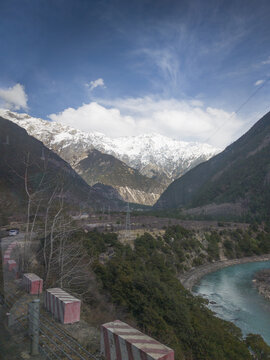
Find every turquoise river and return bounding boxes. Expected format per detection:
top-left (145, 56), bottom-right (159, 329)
top-left (193, 260), bottom-right (270, 344)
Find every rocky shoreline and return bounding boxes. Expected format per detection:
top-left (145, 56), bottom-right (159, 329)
top-left (179, 254), bottom-right (270, 291)
top-left (253, 269), bottom-right (270, 301)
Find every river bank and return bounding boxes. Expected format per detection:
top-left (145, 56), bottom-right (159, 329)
top-left (179, 254), bottom-right (270, 291)
top-left (253, 269), bottom-right (270, 301)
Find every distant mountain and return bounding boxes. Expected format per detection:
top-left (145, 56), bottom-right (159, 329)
top-left (155, 112), bottom-right (270, 220)
top-left (75, 149), bottom-right (164, 205)
top-left (0, 117), bottom-right (122, 222)
top-left (1, 110), bottom-right (219, 205)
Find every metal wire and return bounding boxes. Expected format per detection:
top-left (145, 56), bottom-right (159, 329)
top-left (38, 317), bottom-right (87, 360)
top-left (28, 308), bottom-right (91, 360)
top-left (27, 302), bottom-right (97, 360)
top-left (39, 328), bottom-right (74, 360)
top-left (40, 313), bottom-right (98, 359)
top-left (39, 339), bottom-right (62, 360)
top-left (2, 287), bottom-right (99, 360)
top-left (39, 345), bottom-right (54, 360)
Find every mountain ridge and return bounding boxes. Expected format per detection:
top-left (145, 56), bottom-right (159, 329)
top-left (0, 116), bottom-right (123, 222)
top-left (1, 109), bottom-right (219, 179)
top-left (0, 109), bottom-right (220, 205)
top-left (75, 148), bottom-right (163, 205)
top-left (155, 111), bottom-right (270, 220)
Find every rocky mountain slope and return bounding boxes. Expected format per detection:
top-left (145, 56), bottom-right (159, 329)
top-left (155, 111), bottom-right (270, 220)
top-left (75, 149), bottom-right (164, 205)
top-left (0, 117), bottom-right (122, 223)
top-left (1, 110), bottom-right (219, 205)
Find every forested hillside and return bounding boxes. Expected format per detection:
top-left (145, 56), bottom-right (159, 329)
top-left (73, 224), bottom-right (270, 359)
top-left (0, 117), bottom-right (121, 224)
top-left (155, 112), bottom-right (270, 221)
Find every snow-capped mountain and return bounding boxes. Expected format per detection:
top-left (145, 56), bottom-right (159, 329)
top-left (0, 110), bottom-right (220, 180)
top-left (0, 109), bottom-right (220, 205)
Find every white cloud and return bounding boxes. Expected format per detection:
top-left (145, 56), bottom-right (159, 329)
top-left (0, 83), bottom-right (28, 110)
top-left (262, 56), bottom-right (270, 65)
top-left (49, 102), bottom-right (134, 138)
top-left (136, 48), bottom-right (180, 89)
top-left (49, 96), bottom-right (246, 148)
top-left (190, 99), bottom-right (204, 107)
top-left (86, 78), bottom-right (105, 91)
top-left (254, 79), bottom-right (264, 86)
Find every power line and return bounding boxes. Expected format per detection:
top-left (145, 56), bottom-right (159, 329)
top-left (204, 76), bottom-right (270, 144)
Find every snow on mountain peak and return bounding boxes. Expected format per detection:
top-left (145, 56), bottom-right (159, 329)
top-left (1, 109), bottom-right (221, 178)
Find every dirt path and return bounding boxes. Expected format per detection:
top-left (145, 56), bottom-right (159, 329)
top-left (179, 254), bottom-right (270, 291)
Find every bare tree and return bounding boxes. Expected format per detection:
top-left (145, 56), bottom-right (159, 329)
top-left (11, 149), bottom-right (94, 297)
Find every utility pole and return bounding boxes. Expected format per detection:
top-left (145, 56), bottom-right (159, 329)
top-left (125, 202), bottom-right (131, 240)
top-left (28, 299), bottom-right (40, 355)
top-left (108, 205), bottom-right (111, 221)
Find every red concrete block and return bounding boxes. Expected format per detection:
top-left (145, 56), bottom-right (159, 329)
top-left (101, 320), bottom-right (174, 360)
top-left (44, 288), bottom-right (81, 324)
top-left (23, 273), bottom-right (43, 294)
top-left (7, 260), bottom-right (17, 272)
top-left (3, 254), bottom-right (10, 264)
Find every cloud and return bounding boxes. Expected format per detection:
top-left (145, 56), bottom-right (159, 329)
top-left (135, 48), bottom-right (180, 89)
top-left (49, 96), bottom-right (246, 148)
top-left (86, 78), bottom-right (105, 91)
top-left (49, 102), bottom-right (134, 138)
top-left (262, 56), bottom-right (270, 65)
top-left (254, 79), bottom-right (264, 86)
top-left (0, 83), bottom-right (28, 110)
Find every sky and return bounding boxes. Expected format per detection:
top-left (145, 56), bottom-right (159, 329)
top-left (0, 0), bottom-right (270, 148)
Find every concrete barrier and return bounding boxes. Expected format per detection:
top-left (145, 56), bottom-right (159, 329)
top-left (3, 241), bottom-right (17, 264)
top-left (44, 288), bottom-right (81, 324)
top-left (3, 254), bottom-right (10, 264)
top-left (23, 273), bottom-right (43, 295)
top-left (7, 259), bottom-right (17, 272)
top-left (101, 320), bottom-right (174, 360)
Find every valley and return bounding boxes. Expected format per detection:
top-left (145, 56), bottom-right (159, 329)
top-left (2, 2), bottom-right (270, 359)
top-left (2, 214), bottom-right (270, 359)
top-left (1, 111), bottom-right (270, 360)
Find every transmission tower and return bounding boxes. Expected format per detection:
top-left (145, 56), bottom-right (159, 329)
top-left (125, 202), bottom-right (131, 239)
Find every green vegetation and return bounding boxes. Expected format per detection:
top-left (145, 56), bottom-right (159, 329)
top-left (221, 227), bottom-right (270, 259)
top-left (245, 334), bottom-right (270, 360)
top-left (205, 231), bottom-right (220, 260)
top-left (79, 225), bottom-right (270, 359)
top-left (191, 146), bottom-right (270, 222)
